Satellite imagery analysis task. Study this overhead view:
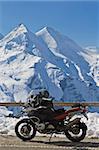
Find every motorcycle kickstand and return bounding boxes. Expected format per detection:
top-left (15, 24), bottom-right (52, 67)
top-left (49, 133), bottom-right (53, 143)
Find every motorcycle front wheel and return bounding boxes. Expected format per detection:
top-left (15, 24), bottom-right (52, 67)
top-left (15, 118), bottom-right (36, 141)
top-left (65, 122), bottom-right (87, 142)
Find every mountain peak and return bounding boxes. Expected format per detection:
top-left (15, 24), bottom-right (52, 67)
top-left (0, 24), bottom-right (29, 44)
top-left (36, 26), bottom-right (56, 35)
top-left (16, 23), bottom-right (28, 33)
top-left (43, 26), bottom-right (55, 32)
top-left (36, 26), bottom-right (82, 53)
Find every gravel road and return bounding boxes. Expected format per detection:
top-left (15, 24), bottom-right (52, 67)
top-left (0, 135), bottom-right (99, 150)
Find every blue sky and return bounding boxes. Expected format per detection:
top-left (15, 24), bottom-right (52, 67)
top-left (0, 1), bottom-right (99, 47)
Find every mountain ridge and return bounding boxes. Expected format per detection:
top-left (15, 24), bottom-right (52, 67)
top-left (0, 24), bottom-right (99, 114)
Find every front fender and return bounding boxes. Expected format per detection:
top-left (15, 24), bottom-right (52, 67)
top-left (19, 118), bottom-right (32, 123)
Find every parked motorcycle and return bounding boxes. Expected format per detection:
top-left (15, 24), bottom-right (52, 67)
top-left (15, 90), bottom-right (88, 142)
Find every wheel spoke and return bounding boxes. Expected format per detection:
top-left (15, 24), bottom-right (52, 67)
top-left (15, 119), bottom-right (36, 141)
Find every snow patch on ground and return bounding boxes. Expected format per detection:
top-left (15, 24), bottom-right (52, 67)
top-left (0, 113), bottom-right (99, 138)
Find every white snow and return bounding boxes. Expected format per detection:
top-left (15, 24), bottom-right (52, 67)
top-left (81, 47), bottom-right (99, 86)
top-left (0, 112), bottom-right (99, 138)
top-left (35, 59), bottom-right (63, 100)
top-left (83, 112), bottom-right (99, 138)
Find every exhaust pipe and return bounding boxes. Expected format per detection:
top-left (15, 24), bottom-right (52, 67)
top-left (65, 118), bottom-right (80, 130)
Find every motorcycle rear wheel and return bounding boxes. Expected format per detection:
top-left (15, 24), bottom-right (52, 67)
top-left (15, 118), bottom-right (36, 141)
top-left (65, 122), bottom-right (87, 142)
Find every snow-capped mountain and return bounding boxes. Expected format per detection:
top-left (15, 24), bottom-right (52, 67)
top-left (81, 46), bottom-right (99, 86)
top-left (0, 24), bottom-right (99, 114)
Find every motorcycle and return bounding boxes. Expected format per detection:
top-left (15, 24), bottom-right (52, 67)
top-left (15, 91), bottom-right (88, 142)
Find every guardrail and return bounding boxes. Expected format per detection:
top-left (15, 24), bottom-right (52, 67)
top-left (0, 102), bottom-right (99, 107)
